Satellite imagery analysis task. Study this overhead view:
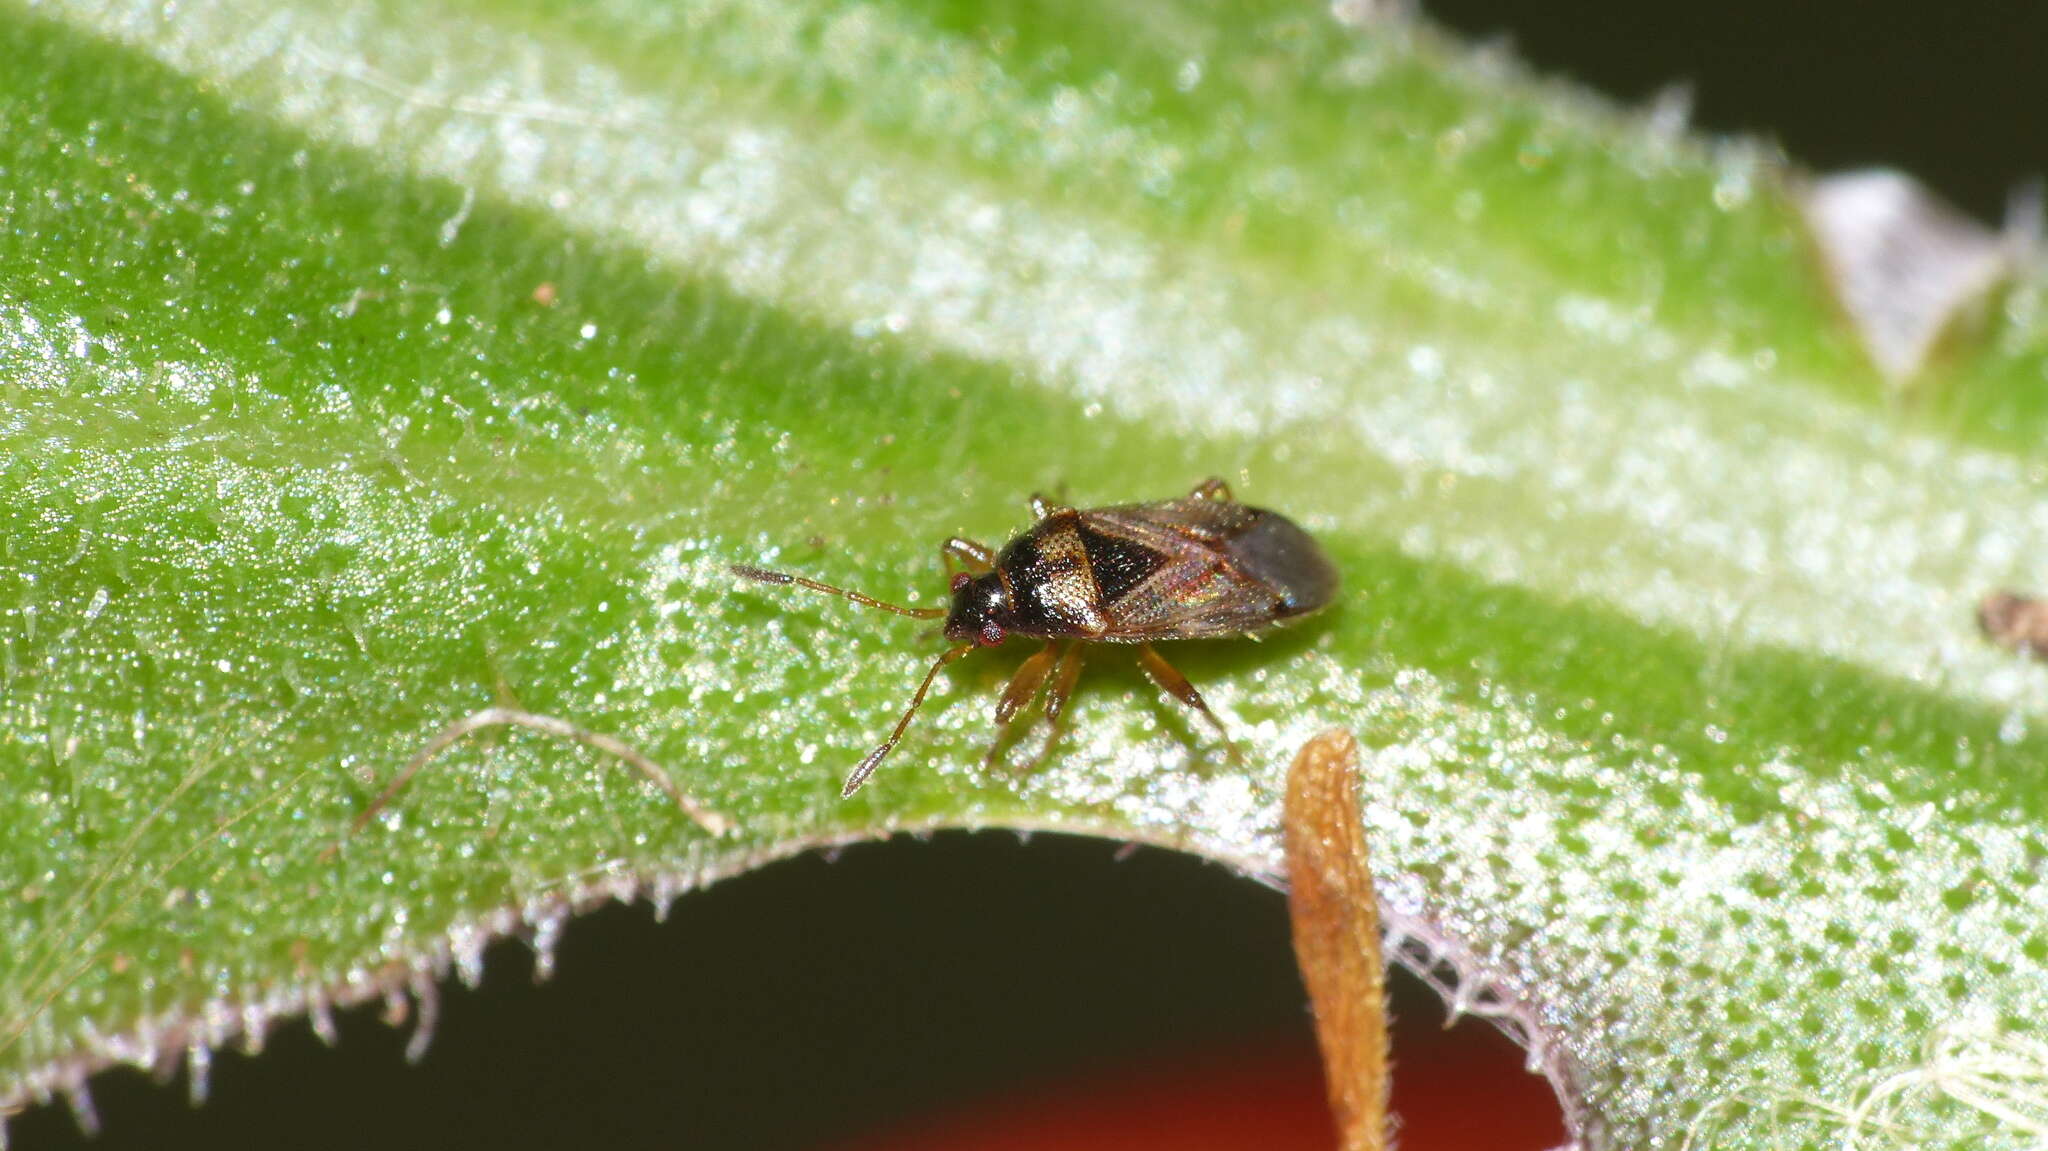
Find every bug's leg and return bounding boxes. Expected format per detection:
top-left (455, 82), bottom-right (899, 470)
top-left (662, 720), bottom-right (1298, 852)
top-left (1021, 641), bottom-right (1089, 772)
top-left (983, 640), bottom-right (1059, 766)
top-left (1042, 641), bottom-right (1088, 725)
top-left (942, 537), bottom-right (996, 577)
top-left (1137, 643), bottom-right (1241, 758)
top-left (995, 641), bottom-right (1061, 725)
top-left (1027, 479), bottom-right (1079, 520)
top-left (1189, 477), bottom-right (1234, 502)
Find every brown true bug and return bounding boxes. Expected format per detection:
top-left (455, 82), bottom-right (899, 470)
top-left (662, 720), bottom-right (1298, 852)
top-left (732, 478), bottom-right (1339, 796)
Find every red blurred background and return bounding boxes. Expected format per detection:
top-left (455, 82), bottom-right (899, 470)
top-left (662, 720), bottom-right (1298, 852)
top-left (827, 974), bottom-right (1564, 1151)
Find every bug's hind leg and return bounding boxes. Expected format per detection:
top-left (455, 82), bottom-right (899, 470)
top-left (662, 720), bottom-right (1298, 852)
top-left (1188, 477), bottom-right (1234, 502)
top-left (1137, 643), bottom-right (1242, 761)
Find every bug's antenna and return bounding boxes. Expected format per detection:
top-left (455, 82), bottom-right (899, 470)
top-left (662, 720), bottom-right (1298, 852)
top-left (843, 643), bottom-right (975, 796)
top-left (730, 564), bottom-right (947, 620)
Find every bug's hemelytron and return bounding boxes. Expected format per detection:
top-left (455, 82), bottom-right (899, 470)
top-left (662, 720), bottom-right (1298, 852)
top-left (734, 478), bottom-right (1339, 795)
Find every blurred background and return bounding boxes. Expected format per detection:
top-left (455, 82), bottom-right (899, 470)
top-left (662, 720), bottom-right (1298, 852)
top-left (1432, 0), bottom-right (2047, 225)
top-left (12, 2), bottom-right (2044, 1149)
top-left (12, 836), bottom-right (1560, 1151)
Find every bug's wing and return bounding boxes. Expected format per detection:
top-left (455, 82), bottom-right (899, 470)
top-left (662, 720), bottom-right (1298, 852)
top-left (1106, 552), bottom-right (1291, 638)
top-left (1080, 499), bottom-right (1336, 639)
top-left (1097, 495), bottom-right (1262, 543)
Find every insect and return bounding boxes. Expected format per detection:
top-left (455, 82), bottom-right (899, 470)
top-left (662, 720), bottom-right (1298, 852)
top-left (732, 478), bottom-right (1339, 796)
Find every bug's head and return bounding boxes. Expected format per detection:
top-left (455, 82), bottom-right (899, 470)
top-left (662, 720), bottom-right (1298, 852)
top-left (943, 571), bottom-right (1013, 647)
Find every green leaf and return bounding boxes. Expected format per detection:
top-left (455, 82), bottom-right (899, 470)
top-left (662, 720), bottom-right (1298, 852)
top-left (5, 1), bottom-right (2048, 1147)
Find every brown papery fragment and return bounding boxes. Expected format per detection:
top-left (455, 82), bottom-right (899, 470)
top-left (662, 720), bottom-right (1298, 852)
top-left (1284, 728), bottom-right (1389, 1151)
top-left (1980, 590), bottom-right (2048, 658)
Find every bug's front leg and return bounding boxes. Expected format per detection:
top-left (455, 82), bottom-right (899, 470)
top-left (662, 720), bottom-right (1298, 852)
top-left (983, 641), bottom-right (1060, 768)
top-left (1188, 476), bottom-right (1234, 502)
top-left (942, 537), bottom-right (996, 577)
top-left (994, 641), bottom-right (1060, 725)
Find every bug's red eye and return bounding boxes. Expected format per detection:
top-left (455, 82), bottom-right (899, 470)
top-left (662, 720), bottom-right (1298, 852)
top-left (979, 622), bottom-right (1006, 646)
top-left (950, 572), bottom-right (971, 593)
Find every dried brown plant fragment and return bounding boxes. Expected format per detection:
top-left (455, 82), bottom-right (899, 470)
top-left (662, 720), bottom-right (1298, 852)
top-left (1284, 728), bottom-right (1390, 1151)
top-left (1979, 590), bottom-right (2048, 658)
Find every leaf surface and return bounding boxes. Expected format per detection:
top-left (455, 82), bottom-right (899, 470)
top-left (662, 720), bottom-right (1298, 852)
top-left (5, 2), bottom-right (2048, 1147)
